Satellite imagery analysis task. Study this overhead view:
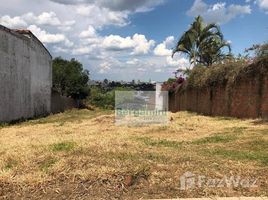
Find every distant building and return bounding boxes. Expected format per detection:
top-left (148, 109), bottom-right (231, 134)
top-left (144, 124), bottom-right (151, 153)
top-left (0, 25), bottom-right (52, 122)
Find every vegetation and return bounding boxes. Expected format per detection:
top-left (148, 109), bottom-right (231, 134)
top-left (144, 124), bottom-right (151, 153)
top-left (245, 42), bottom-right (268, 60)
top-left (165, 42), bottom-right (268, 91)
top-left (172, 16), bottom-right (231, 67)
top-left (186, 56), bottom-right (268, 89)
top-left (87, 86), bottom-right (115, 109)
top-left (52, 57), bottom-right (90, 100)
top-left (50, 141), bottom-right (76, 152)
top-left (87, 86), bottom-right (132, 109)
top-left (0, 110), bottom-right (267, 199)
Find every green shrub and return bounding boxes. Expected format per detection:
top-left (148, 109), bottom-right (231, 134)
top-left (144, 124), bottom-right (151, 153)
top-left (87, 86), bottom-right (132, 109)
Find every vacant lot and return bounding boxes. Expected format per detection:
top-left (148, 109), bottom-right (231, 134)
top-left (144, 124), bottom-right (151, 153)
top-left (0, 109), bottom-right (267, 199)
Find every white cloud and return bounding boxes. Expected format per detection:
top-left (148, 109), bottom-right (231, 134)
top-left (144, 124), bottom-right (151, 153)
top-left (154, 36), bottom-right (175, 56)
top-left (72, 46), bottom-right (94, 55)
top-left (166, 56), bottom-right (188, 68)
top-left (49, 0), bottom-right (163, 32)
top-left (126, 58), bottom-right (140, 65)
top-left (51, 0), bottom-right (164, 12)
top-left (103, 35), bottom-right (134, 50)
top-left (131, 34), bottom-right (155, 55)
top-left (23, 12), bottom-right (61, 26)
top-left (0, 15), bottom-right (27, 28)
top-left (75, 5), bottom-right (129, 28)
top-left (257, 0), bottom-right (268, 10)
top-left (99, 62), bottom-right (112, 74)
top-left (137, 67), bottom-right (146, 72)
top-left (53, 46), bottom-right (69, 53)
top-left (79, 25), bottom-right (97, 38)
top-left (187, 0), bottom-right (251, 24)
top-left (28, 25), bottom-right (73, 47)
top-left (58, 20), bottom-right (75, 32)
top-left (0, 12), bottom-right (75, 31)
top-left (102, 34), bottom-right (155, 55)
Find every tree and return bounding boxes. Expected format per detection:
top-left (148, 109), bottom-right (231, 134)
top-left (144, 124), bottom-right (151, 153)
top-left (52, 57), bottom-right (90, 100)
top-left (245, 42), bottom-right (268, 60)
top-left (172, 16), bottom-right (231, 67)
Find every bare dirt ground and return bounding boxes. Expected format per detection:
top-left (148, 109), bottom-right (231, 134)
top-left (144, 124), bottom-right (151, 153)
top-left (0, 109), bottom-right (267, 199)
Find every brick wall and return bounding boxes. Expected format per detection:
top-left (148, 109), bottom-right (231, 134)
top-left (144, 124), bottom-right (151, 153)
top-left (261, 76), bottom-right (268, 118)
top-left (169, 59), bottom-right (268, 119)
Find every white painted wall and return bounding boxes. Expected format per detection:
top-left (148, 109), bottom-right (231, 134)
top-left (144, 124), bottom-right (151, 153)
top-left (155, 83), bottom-right (168, 111)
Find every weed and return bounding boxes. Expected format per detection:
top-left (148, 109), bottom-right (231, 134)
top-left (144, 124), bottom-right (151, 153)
top-left (225, 127), bottom-right (247, 134)
top-left (256, 129), bottom-right (268, 135)
top-left (192, 134), bottom-right (237, 144)
top-left (136, 137), bottom-right (182, 148)
top-left (40, 157), bottom-right (57, 172)
top-left (4, 158), bottom-right (18, 170)
top-left (50, 141), bottom-right (76, 152)
top-left (204, 148), bottom-right (268, 165)
top-left (243, 139), bottom-right (268, 151)
top-left (0, 123), bottom-right (8, 129)
top-left (125, 166), bottom-right (150, 186)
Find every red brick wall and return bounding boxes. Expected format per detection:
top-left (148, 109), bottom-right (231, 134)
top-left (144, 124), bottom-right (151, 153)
top-left (261, 76), bottom-right (268, 118)
top-left (211, 85), bottom-right (228, 116)
top-left (197, 88), bottom-right (211, 115)
top-left (229, 77), bottom-right (261, 118)
top-left (169, 66), bottom-right (268, 119)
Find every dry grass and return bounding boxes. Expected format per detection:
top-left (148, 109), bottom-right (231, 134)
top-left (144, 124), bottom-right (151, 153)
top-left (0, 109), bottom-right (267, 199)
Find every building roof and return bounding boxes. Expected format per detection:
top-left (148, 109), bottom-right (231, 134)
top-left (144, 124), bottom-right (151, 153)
top-left (0, 25), bottom-right (52, 58)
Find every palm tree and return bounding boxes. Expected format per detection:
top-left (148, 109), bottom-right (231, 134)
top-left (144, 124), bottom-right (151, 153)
top-left (172, 16), bottom-right (231, 67)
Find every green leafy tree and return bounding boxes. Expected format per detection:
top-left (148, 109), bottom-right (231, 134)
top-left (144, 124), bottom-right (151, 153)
top-left (88, 86), bottom-right (132, 109)
top-left (52, 57), bottom-right (90, 100)
top-left (172, 16), bottom-right (231, 67)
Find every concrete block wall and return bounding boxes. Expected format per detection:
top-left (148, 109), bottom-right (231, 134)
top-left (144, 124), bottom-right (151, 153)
top-left (51, 90), bottom-right (78, 114)
top-left (0, 25), bottom-right (52, 122)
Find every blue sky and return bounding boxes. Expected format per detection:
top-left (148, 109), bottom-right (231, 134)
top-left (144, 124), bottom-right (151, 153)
top-left (0, 0), bottom-right (267, 81)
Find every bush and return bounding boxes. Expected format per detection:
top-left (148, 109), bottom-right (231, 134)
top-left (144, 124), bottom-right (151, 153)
top-left (87, 86), bottom-right (132, 109)
top-left (162, 77), bottom-right (185, 92)
top-left (187, 59), bottom-right (248, 88)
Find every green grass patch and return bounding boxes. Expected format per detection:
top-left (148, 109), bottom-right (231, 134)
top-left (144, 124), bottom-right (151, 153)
top-left (204, 148), bottom-right (268, 165)
top-left (192, 134), bottom-right (238, 144)
top-left (0, 123), bottom-right (8, 129)
top-left (225, 127), bottom-right (247, 134)
top-left (242, 139), bottom-right (268, 151)
top-left (4, 158), bottom-right (18, 170)
top-left (50, 141), bottom-right (76, 152)
top-left (25, 109), bottom-right (113, 126)
top-left (155, 126), bottom-right (169, 131)
top-left (215, 116), bottom-right (236, 121)
top-left (136, 137), bottom-right (182, 148)
top-left (40, 158), bottom-right (57, 172)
